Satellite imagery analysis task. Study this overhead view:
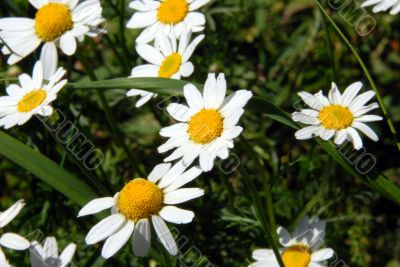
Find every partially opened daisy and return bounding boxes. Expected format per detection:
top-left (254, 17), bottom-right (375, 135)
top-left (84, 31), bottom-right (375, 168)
top-left (249, 216), bottom-right (334, 267)
top-left (127, 29), bottom-right (204, 107)
top-left (0, 0), bottom-right (105, 78)
top-left (0, 200), bottom-right (30, 267)
top-left (78, 162), bottom-right (203, 258)
top-left (30, 237), bottom-right (76, 267)
top-left (158, 73), bottom-right (253, 172)
top-left (127, 0), bottom-right (210, 43)
top-left (0, 61), bottom-right (67, 129)
top-left (292, 82), bottom-right (383, 150)
top-left (362, 0), bottom-right (400, 14)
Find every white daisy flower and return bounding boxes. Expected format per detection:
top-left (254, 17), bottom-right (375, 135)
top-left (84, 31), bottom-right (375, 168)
top-left (30, 237), bottom-right (76, 267)
top-left (0, 61), bottom-right (67, 129)
top-left (127, 0), bottom-right (210, 43)
top-left (0, 200), bottom-right (30, 267)
top-left (78, 162), bottom-right (203, 258)
top-left (127, 29), bottom-right (204, 107)
top-left (158, 73), bottom-right (253, 172)
top-left (292, 82), bottom-right (383, 150)
top-left (249, 216), bottom-right (334, 267)
top-left (362, 0), bottom-right (400, 14)
top-left (0, 0), bottom-right (105, 78)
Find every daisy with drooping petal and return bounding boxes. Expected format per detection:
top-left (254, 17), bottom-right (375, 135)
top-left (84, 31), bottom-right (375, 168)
top-left (30, 237), bottom-right (76, 267)
top-left (0, 61), bottom-right (67, 129)
top-left (292, 82), bottom-right (383, 150)
top-left (362, 0), bottom-right (400, 14)
top-left (249, 216), bottom-right (334, 267)
top-left (127, 0), bottom-right (210, 43)
top-left (0, 0), bottom-right (105, 78)
top-left (78, 162), bottom-right (203, 259)
top-left (0, 200), bottom-right (30, 267)
top-left (158, 73), bottom-right (253, 172)
top-left (127, 29), bottom-right (204, 107)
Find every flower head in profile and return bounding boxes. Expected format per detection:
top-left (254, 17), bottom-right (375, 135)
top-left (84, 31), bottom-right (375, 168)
top-left (0, 61), bottom-right (67, 129)
top-left (0, 0), bottom-right (105, 78)
top-left (362, 0), bottom-right (400, 14)
top-left (292, 82), bottom-right (383, 150)
top-left (78, 162), bottom-right (203, 258)
top-left (127, 0), bottom-right (210, 43)
top-left (127, 29), bottom-right (204, 107)
top-left (30, 237), bottom-right (76, 267)
top-left (0, 200), bottom-right (30, 267)
top-left (250, 216), bottom-right (334, 267)
top-left (158, 73), bottom-right (253, 172)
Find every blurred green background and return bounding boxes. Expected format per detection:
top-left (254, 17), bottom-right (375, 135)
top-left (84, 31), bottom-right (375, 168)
top-left (0, 0), bottom-right (399, 266)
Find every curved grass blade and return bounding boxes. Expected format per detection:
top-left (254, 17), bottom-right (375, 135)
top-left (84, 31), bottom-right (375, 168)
top-left (0, 131), bottom-right (98, 205)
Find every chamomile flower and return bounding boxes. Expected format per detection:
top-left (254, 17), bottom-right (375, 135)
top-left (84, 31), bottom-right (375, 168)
top-left (127, 29), bottom-right (204, 107)
top-left (78, 162), bottom-right (203, 258)
top-left (127, 0), bottom-right (210, 43)
top-left (0, 200), bottom-right (30, 267)
top-left (0, 0), bottom-right (104, 78)
top-left (249, 216), bottom-right (334, 267)
top-left (362, 0), bottom-right (400, 14)
top-left (0, 61), bottom-right (67, 129)
top-left (158, 73), bottom-right (253, 172)
top-left (292, 82), bottom-right (383, 150)
top-left (30, 237), bottom-right (76, 267)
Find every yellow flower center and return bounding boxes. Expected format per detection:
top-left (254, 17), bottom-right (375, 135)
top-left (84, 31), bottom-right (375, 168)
top-left (35, 3), bottom-right (73, 42)
top-left (188, 109), bottom-right (224, 144)
top-left (157, 0), bottom-right (189, 25)
top-left (319, 104), bottom-right (354, 130)
top-left (17, 90), bottom-right (47, 113)
top-left (282, 245), bottom-right (311, 267)
top-left (117, 179), bottom-right (164, 222)
top-left (158, 53), bottom-right (182, 78)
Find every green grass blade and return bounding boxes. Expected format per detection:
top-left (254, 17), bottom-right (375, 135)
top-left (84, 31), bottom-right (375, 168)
top-left (0, 131), bottom-right (98, 205)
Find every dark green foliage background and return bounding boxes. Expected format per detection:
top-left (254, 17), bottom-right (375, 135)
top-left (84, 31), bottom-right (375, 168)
top-left (0, 0), bottom-right (399, 266)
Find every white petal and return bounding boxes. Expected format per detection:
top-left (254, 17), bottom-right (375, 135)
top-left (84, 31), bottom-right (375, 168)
top-left (85, 214), bottom-right (126, 244)
top-left (189, 0), bottom-right (211, 11)
top-left (355, 115), bottom-right (383, 122)
top-left (203, 73), bottom-right (217, 108)
top-left (220, 90), bottom-right (253, 116)
top-left (0, 233), bottom-right (30, 250)
top-left (184, 84), bottom-right (204, 111)
top-left (252, 249), bottom-right (276, 261)
top-left (0, 200), bottom-right (25, 228)
top-left (163, 166), bottom-right (202, 193)
top-left (167, 103), bottom-right (191, 122)
top-left (297, 91), bottom-right (323, 110)
top-left (352, 121), bottom-right (379, 141)
top-left (328, 82), bottom-right (341, 104)
top-left (132, 219), bottom-right (151, 257)
top-left (179, 62), bottom-right (194, 77)
top-left (353, 103), bottom-right (380, 117)
top-left (60, 32), bottom-right (77, 56)
top-left (18, 74), bottom-right (34, 92)
top-left (102, 221), bottom-right (134, 259)
top-left (148, 163), bottom-right (172, 183)
top-left (59, 243), bottom-right (76, 267)
top-left (136, 43), bottom-right (164, 65)
top-left (44, 237), bottom-right (59, 258)
top-left (40, 42), bottom-right (58, 80)
top-left (319, 128), bottom-right (335, 141)
top-left (151, 215), bottom-right (177, 255)
top-left (311, 248), bottom-right (335, 262)
top-left (346, 127), bottom-right (363, 150)
top-left (0, 18), bottom-right (34, 30)
top-left (182, 34), bottom-right (204, 62)
top-left (127, 11), bottom-right (157, 29)
top-left (292, 112), bottom-right (320, 125)
top-left (159, 206), bottom-right (194, 224)
top-left (277, 226), bottom-right (292, 246)
top-left (341, 81), bottom-right (363, 106)
top-left (294, 126), bottom-right (320, 140)
top-left (32, 61), bottom-right (43, 89)
top-left (164, 188), bottom-right (204, 205)
top-left (78, 197), bottom-right (115, 217)
top-left (348, 90), bottom-right (376, 110)
top-left (334, 130), bottom-right (348, 145)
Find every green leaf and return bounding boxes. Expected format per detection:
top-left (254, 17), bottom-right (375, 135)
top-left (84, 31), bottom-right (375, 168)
top-left (0, 131), bottom-right (98, 205)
